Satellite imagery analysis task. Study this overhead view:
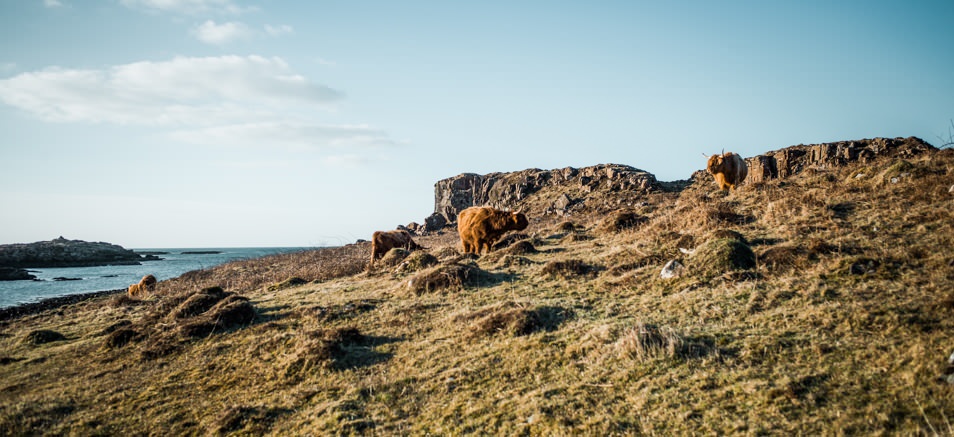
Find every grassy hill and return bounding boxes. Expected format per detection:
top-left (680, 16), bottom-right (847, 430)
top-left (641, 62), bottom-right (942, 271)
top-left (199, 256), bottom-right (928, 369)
top-left (1, 145), bottom-right (952, 435)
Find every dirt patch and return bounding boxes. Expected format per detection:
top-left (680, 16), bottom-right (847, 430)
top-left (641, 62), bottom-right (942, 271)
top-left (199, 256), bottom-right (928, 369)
top-left (501, 240), bottom-right (537, 255)
top-left (285, 327), bottom-right (368, 374)
top-left (298, 300), bottom-right (379, 322)
top-left (599, 211), bottom-right (648, 233)
top-left (104, 328), bottom-right (139, 349)
top-left (22, 329), bottom-right (66, 345)
top-left (541, 259), bottom-right (601, 279)
top-left (461, 304), bottom-right (571, 337)
top-left (709, 229), bottom-right (746, 243)
top-left (493, 233), bottom-right (532, 251)
top-left (211, 405), bottom-right (291, 435)
top-left (266, 277), bottom-right (309, 291)
top-left (178, 297), bottom-right (256, 338)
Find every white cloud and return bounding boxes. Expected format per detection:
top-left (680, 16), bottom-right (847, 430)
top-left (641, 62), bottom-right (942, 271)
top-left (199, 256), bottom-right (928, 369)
top-left (120, 0), bottom-right (248, 15)
top-left (169, 121), bottom-right (399, 151)
top-left (192, 21), bottom-right (294, 45)
top-left (264, 24), bottom-right (293, 36)
top-left (0, 56), bottom-right (395, 153)
top-left (0, 55), bottom-right (341, 125)
top-left (192, 20), bottom-right (252, 45)
top-left (43, 0), bottom-right (65, 8)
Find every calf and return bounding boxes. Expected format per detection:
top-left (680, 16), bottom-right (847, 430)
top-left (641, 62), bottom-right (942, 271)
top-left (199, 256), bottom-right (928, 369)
top-left (369, 230), bottom-right (423, 267)
top-left (127, 274), bottom-right (157, 298)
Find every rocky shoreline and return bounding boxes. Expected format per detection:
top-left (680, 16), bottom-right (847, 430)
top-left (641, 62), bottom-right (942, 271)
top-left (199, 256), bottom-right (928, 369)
top-left (0, 288), bottom-right (125, 321)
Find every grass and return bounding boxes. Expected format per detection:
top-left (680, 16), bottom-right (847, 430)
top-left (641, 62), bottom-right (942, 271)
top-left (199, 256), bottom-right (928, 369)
top-left (1, 149), bottom-right (953, 434)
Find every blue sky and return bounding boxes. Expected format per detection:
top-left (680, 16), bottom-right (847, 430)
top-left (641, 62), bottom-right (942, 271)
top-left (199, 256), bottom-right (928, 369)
top-left (1, 0), bottom-right (952, 248)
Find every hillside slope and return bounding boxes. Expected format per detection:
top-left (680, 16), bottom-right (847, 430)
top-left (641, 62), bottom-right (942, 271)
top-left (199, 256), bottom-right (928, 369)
top-left (1, 142), bottom-right (952, 435)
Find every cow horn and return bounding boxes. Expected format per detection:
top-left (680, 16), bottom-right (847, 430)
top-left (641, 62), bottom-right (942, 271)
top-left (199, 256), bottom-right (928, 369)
top-left (721, 148), bottom-right (725, 157)
top-left (701, 152), bottom-right (708, 157)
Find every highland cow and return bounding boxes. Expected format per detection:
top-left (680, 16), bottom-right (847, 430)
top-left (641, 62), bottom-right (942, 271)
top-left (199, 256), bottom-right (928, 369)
top-left (369, 230), bottom-right (424, 266)
top-left (457, 206), bottom-right (529, 254)
top-left (127, 274), bottom-right (157, 298)
top-left (706, 151), bottom-right (748, 191)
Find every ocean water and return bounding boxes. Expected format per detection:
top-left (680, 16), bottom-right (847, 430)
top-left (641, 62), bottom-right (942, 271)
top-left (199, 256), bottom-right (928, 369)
top-left (0, 247), bottom-right (313, 309)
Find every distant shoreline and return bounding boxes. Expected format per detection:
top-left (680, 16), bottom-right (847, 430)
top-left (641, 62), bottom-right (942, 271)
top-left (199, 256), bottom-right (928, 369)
top-left (0, 288), bottom-right (125, 322)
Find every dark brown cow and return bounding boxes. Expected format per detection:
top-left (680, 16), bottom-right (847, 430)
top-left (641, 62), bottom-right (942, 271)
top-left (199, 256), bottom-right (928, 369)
top-left (369, 230), bottom-right (423, 266)
top-left (127, 274), bottom-right (157, 298)
top-left (706, 151), bottom-right (748, 191)
top-left (457, 206), bottom-right (529, 254)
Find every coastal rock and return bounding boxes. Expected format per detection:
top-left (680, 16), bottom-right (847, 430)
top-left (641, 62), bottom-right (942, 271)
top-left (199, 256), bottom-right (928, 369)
top-left (0, 267), bottom-right (36, 281)
top-left (744, 137), bottom-right (935, 184)
top-left (0, 237), bottom-right (156, 268)
top-left (431, 164), bottom-right (659, 224)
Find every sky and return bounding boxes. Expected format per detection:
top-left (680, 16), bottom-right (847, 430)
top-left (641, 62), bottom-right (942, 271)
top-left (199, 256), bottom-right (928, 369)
top-left (1, 1), bottom-right (952, 248)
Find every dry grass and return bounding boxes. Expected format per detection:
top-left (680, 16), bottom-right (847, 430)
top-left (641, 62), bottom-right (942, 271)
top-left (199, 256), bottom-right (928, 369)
top-left (1, 150), bottom-right (953, 435)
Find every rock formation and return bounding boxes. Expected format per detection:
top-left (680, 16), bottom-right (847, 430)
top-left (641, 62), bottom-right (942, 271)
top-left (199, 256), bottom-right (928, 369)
top-left (421, 137), bottom-right (936, 232)
top-left (743, 136), bottom-right (935, 184)
top-left (0, 237), bottom-right (158, 269)
top-left (0, 267), bottom-right (36, 281)
top-left (429, 164), bottom-right (659, 227)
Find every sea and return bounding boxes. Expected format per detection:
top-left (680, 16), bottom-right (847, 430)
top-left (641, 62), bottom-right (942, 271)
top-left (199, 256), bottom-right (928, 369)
top-left (0, 247), bottom-right (313, 309)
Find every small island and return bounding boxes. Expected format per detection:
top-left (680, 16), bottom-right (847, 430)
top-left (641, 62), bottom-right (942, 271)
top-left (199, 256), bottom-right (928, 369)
top-left (181, 251), bottom-right (222, 255)
top-left (0, 237), bottom-right (161, 281)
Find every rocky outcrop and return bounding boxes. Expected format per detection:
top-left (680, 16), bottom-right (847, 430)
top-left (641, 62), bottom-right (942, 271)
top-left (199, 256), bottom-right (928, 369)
top-left (424, 137), bottom-right (937, 232)
top-left (0, 267), bottom-right (36, 281)
top-left (0, 237), bottom-right (158, 269)
top-left (744, 136), bottom-right (935, 184)
top-left (430, 164), bottom-right (659, 226)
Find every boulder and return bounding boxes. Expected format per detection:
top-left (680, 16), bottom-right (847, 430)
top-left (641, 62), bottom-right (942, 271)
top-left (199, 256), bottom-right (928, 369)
top-left (660, 260), bottom-right (685, 279)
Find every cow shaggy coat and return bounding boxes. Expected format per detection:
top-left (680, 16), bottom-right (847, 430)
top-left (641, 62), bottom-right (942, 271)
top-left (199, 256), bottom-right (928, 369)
top-left (457, 206), bottom-right (529, 254)
top-left (707, 152), bottom-right (748, 191)
top-left (127, 274), bottom-right (157, 298)
top-left (369, 230), bottom-right (423, 266)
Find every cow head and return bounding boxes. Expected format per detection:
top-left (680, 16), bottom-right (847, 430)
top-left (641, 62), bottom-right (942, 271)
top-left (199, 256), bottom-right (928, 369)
top-left (707, 153), bottom-right (726, 174)
top-left (142, 274), bottom-right (157, 290)
top-left (511, 211), bottom-right (529, 231)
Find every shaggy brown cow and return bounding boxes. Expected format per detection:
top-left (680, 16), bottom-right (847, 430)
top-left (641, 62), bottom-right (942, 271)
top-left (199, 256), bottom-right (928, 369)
top-left (127, 274), bottom-right (157, 298)
top-left (369, 230), bottom-right (424, 266)
top-left (706, 151), bottom-right (748, 191)
top-left (457, 206), bottom-right (529, 254)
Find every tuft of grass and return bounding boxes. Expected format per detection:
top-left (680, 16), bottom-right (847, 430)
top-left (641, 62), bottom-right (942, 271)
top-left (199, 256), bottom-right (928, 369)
top-left (405, 263), bottom-right (490, 294)
top-left (399, 251), bottom-right (439, 272)
top-left (21, 329), bottom-right (65, 345)
top-left (540, 259), bottom-right (600, 279)
top-left (690, 238), bottom-right (756, 277)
